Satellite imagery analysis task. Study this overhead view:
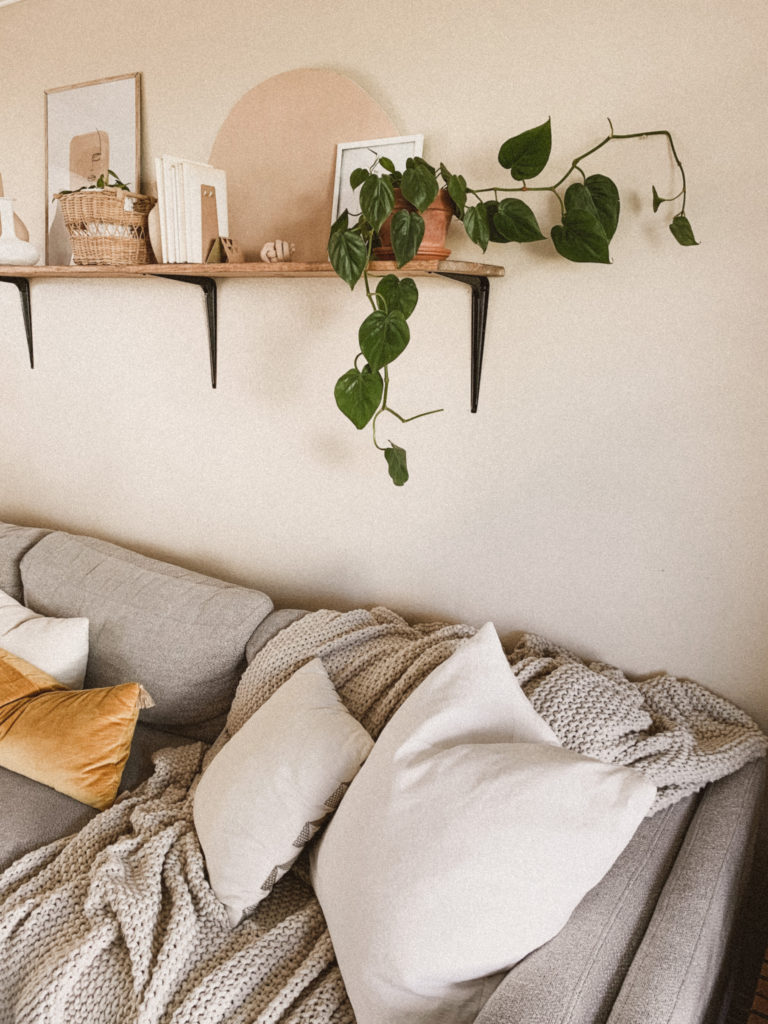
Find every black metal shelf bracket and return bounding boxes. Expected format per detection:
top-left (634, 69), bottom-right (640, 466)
top-left (2, 269), bottom-right (494, 401)
top-left (436, 272), bottom-right (490, 412)
top-left (2, 277), bottom-right (34, 369)
top-left (164, 275), bottom-right (218, 388)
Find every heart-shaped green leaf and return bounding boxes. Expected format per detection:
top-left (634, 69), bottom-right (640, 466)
top-left (563, 182), bottom-right (598, 216)
top-left (410, 156), bottom-right (437, 175)
top-left (584, 174), bottom-right (620, 241)
top-left (391, 209), bottom-right (425, 267)
top-left (330, 210), bottom-right (348, 235)
top-left (551, 208), bottom-right (611, 264)
top-left (464, 204), bottom-right (490, 252)
top-left (652, 185), bottom-right (664, 213)
top-left (327, 228), bottom-right (367, 288)
top-left (445, 173), bottom-right (467, 217)
top-left (550, 183), bottom-right (612, 263)
top-left (493, 197), bottom-right (545, 242)
top-left (334, 365), bottom-right (383, 429)
top-left (376, 275), bottom-right (419, 319)
top-left (401, 162), bottom-right (439, 212)
top-left (359, 174), bottom-right (395, 231)
top-left (378, 156), bottom-right (396, 173)
top-left (669, 213), bottom-right (698, 246)
top-left (478, 201), bottom-right (506, 243)
top-left (498, 118), bottom-right (552, 181)
top-left (349, 167), bottom-right (370, 191)
top-left (384, 444), bottom-right (409, 486)
top-left (359, 310), bottom-right (410, 371)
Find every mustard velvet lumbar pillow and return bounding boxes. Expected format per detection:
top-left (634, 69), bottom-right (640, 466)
top-left (0, 647), bottom-right (153, 810)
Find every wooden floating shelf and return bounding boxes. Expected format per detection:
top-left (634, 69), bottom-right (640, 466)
top-left (0, 260), bottom-right (504, 408)
top-left (0, 259), bottom-right (504, 279)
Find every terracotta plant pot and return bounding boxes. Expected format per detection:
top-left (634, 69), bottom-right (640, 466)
top-left (374, 187), bottom-right (453, 260)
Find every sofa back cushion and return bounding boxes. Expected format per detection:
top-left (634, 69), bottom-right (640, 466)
top-left (20, 531), bottom-right (273, 739)
top-left (0, 523), bottom-right (50, 603)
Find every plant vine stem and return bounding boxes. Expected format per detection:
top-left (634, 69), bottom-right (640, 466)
top-left (471, 127), bottom-right (687, 213)
top-left (371, 368), bottom-right (443, 450)
top-left (469, 184), bottom-right (565, 216)
top-left (609, 129), bottom-right (688, 213)
top-left (362, 231), bottom-right (377, 312)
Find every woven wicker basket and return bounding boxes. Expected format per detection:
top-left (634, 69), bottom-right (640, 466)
top-left (54, 187), bottom-right (156, 265)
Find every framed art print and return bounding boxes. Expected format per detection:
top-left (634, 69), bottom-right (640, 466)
top-left (331, 134), bottom-right (424, 225)
top-left (45, 72), bottom-right (141, 264)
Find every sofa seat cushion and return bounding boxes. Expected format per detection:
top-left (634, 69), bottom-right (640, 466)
top-left (0, 764), bottom-right (97, 873)
top-left (118, 722), bottom-right (198, 794)
top-left (20, 531), bottom-right (274, 741)
top-left (0, 721), bottom-right (192, 873)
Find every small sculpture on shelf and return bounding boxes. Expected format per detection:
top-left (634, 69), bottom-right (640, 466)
top-left (259, 239), bottom-right (295, 263)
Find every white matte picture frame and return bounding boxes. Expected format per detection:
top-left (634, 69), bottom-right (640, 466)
top-left (331, 134), bottom-right (424, 225)
top-left (45, 72), bottom-right (141, 265)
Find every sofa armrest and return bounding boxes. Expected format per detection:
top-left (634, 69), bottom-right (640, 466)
top-left (475, 759), bottom-right (766, 1024)
top-left (475, 791), bottom-right (698, 1024)
top-left (606, 757), bottom-right (766, 1024)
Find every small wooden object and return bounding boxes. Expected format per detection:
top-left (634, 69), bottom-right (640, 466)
top-left (206, 236), bottom-right (243, 263)
top-left (200, 185), bottom-right (219, 264)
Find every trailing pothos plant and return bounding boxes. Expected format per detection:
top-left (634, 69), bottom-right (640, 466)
top-left (54, 169), bottom-right (131, 197)
top-left (328, 119), bottom-right (697, 486)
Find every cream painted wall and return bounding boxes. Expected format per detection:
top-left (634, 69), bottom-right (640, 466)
top-left (2, 0), bottom-right (768, 728)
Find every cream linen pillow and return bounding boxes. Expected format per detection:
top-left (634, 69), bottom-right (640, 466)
top-left (193, 658), bottom-right (374, 926)
top-left (0, 587), bottom-right (88, 688)
top-left (310, 623), bottom-right (657, 1024)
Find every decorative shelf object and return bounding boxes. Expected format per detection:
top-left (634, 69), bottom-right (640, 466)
top-left (0, 260), bottom-right (503, 409)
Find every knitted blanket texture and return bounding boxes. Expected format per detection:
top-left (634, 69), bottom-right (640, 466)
top-left (0, 607), bottom-right (765, 1024)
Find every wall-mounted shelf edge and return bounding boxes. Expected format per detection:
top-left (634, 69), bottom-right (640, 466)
top-left (0, 259), bottom-right (504, 408)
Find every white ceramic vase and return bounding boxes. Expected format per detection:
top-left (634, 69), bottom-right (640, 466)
top-left (0, 196), bottom-right (39, 265)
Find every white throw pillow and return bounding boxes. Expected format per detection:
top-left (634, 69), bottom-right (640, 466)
top-left (0, 587), bottom-right (89, 688)
top-left (310, 623), bottom-right (657, 1024)
top-left (194, 657), bottom-right (374, 926)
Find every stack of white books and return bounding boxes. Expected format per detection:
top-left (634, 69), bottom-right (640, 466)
top-left (155, 156), bottom-right (229, 263)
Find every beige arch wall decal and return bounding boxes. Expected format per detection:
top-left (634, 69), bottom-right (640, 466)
top-left (209, 68), bottom-right (400, 263)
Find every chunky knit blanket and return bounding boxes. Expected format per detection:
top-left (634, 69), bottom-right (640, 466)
top-left (0, 607), bottom-right (765, 1024)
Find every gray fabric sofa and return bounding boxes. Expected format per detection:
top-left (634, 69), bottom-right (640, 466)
top-left (0, 520), bottom-right (765, 1024)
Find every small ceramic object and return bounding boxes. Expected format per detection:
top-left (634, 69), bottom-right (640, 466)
top-left (0, 196), bottom-right (39, 265)
top-left (259, 239), bottom-right (295, 263)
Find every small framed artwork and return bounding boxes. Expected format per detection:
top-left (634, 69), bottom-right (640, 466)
top-left (45, 72), bottom-right (141, 264)
top-left (331, 134), bottom-right (424, 224)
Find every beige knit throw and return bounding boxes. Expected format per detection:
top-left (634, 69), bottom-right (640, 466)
top-left (507, 631), bottom-right (767, 812)
top-left (0, 608), bottom-right (473, 1024)
top-left (0, 607), bottom-right (764, 1023)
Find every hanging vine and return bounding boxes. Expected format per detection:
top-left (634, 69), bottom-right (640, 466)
top-left (328, 119), bottom-right (698, 485)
